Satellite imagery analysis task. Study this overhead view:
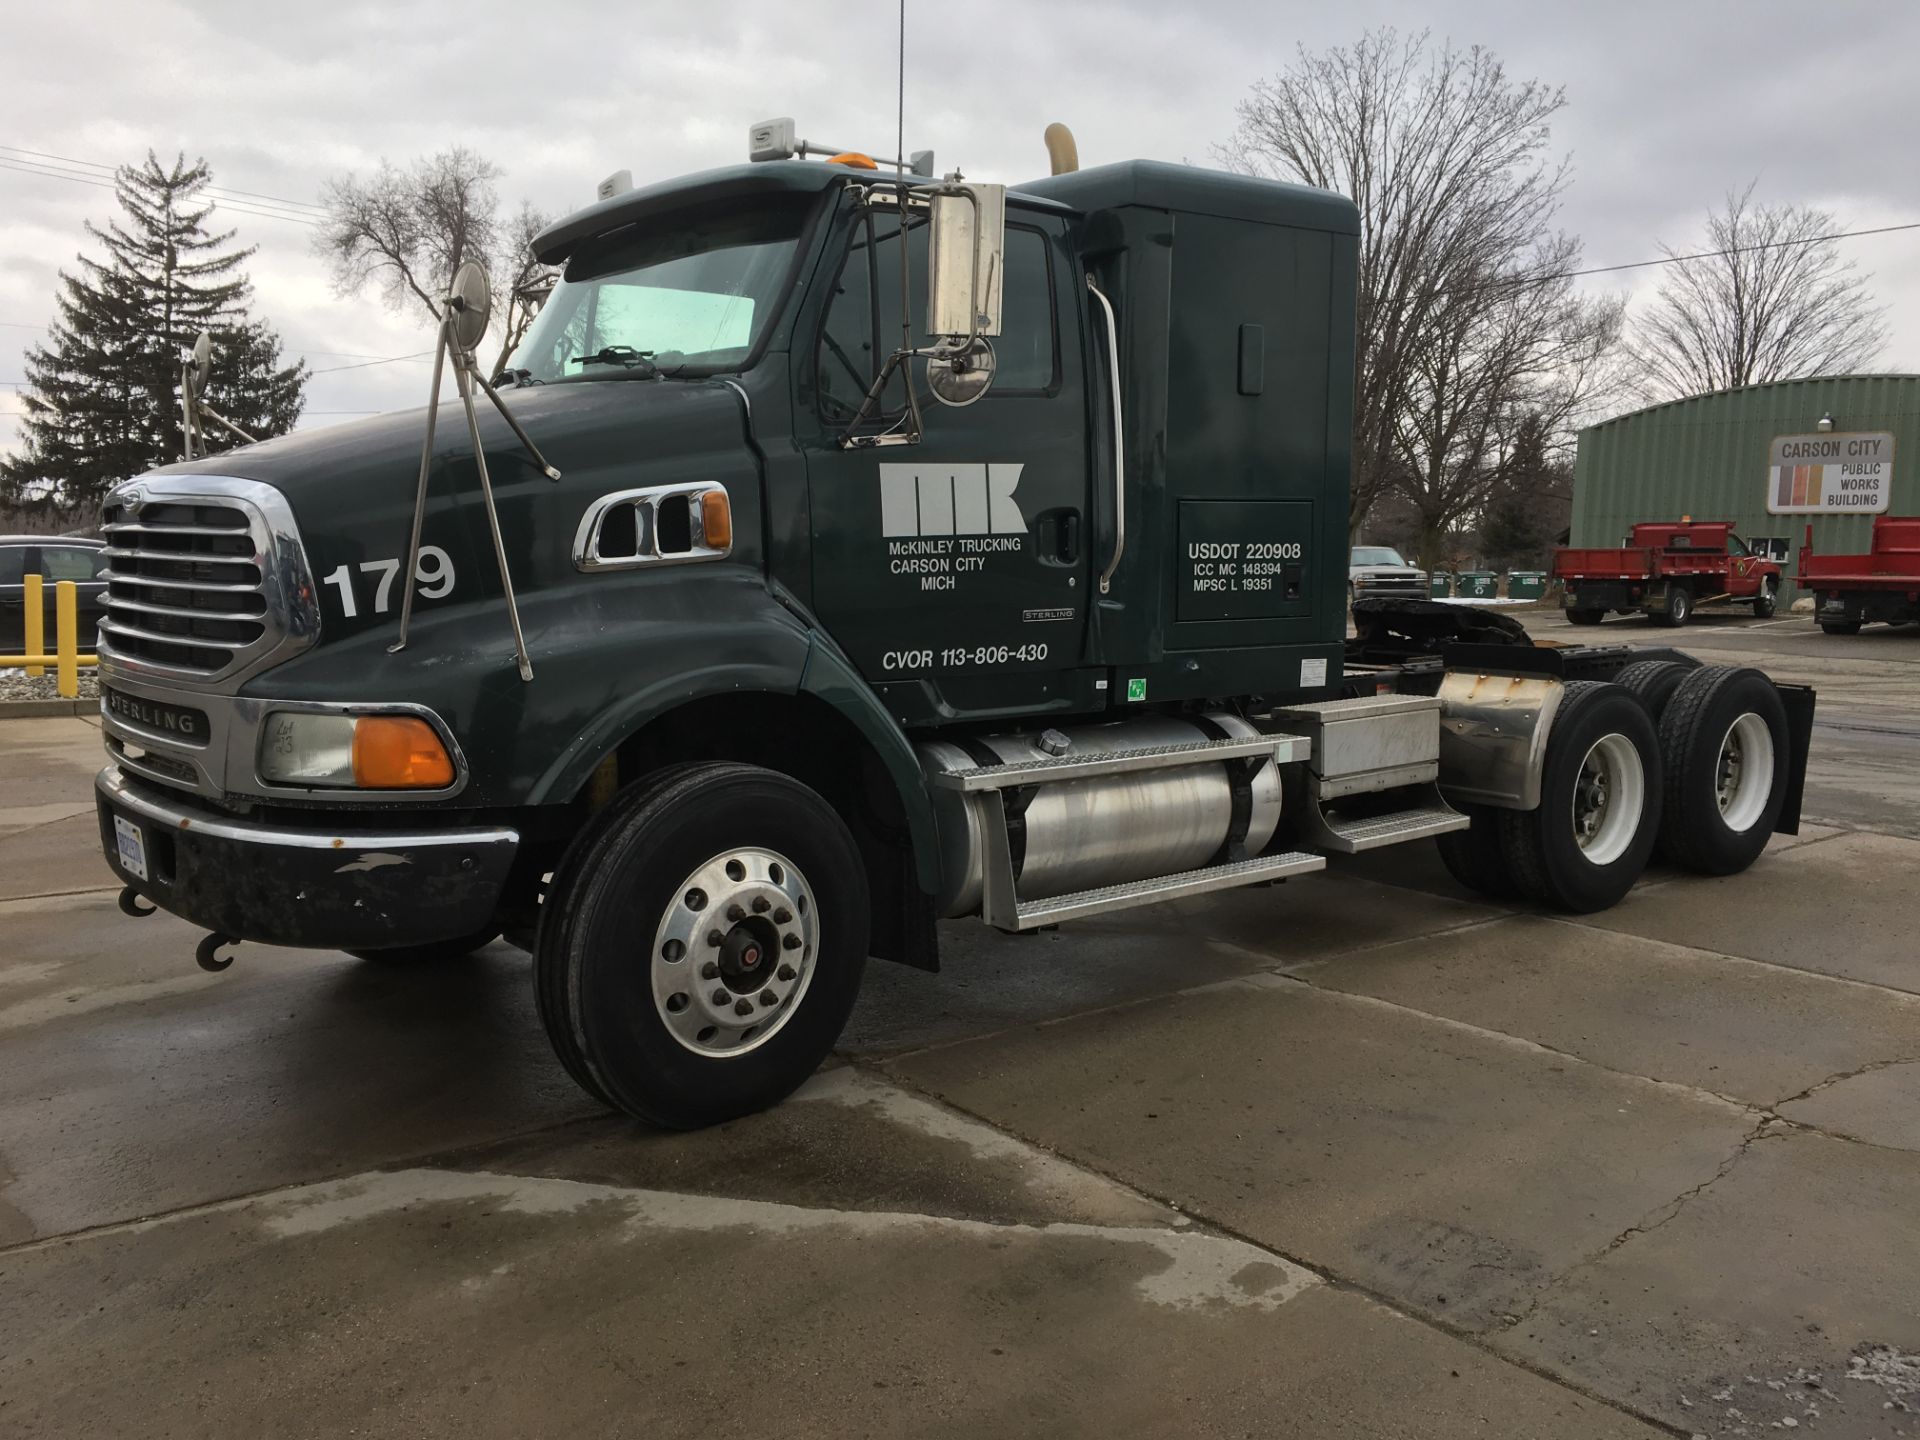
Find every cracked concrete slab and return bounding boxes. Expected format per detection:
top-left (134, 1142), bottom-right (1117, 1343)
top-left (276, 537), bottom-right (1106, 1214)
top-left (1579, 830), bottom-right (1920, 993)
top-left (0, 929), bottom-right (596, 1243)
top-left (0, 717), bottom-right (103, 840)
top-left (842, 869), bottom-right (1499, 1056)
top-left (1495, 1128), bottom-right (1920, 1439)
top-left (438, 1067), bottom-right (1178, 1231)
top-left (1778, 1060), bottom-right (1920, 1152)
top-left (887, 972), bottom-right (1754, 1330)
top-left (0, 811), bottom-right (117, 901)
top-left (1291, 914), bottom-right (1920, 1107)
top-left (0, 1165), bottom-right (1662, 1440)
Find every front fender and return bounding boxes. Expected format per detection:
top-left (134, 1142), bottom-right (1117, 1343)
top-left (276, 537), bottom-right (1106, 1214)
top-left (524, 584), bottom-right (944, 896)
top-left (797, 631), bottom-right (943, 895)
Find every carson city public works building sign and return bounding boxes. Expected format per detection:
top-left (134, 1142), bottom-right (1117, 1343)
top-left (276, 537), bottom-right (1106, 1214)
top-left (1766, 431), bottom-right (1894, 514)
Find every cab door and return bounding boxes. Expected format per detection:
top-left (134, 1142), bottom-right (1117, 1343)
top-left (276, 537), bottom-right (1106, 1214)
top-left (796, 204), bottom-right (1097, 725)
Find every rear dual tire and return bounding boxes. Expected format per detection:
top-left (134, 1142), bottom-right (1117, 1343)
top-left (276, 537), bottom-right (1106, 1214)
top-left (1494, 682), bottom-right (1662, 913)
top-left (1655, 587), bottom-right (1693, 627)
top-left (1655, 667), bottom-right (1789, 875)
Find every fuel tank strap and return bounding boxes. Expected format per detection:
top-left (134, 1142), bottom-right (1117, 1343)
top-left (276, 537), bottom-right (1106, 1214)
top-left (1187, 714), bottom-right (1256, 864)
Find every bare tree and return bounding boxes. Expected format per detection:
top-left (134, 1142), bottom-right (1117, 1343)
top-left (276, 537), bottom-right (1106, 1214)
top-left (316, 149), bottom-right (555, 376)
top-left (1392, 247), bottom-right (1622, 568)
top-left (1625, 182), bottom-right (1888, 401)
top-left (1218, 29), bottom-right (1613, 547)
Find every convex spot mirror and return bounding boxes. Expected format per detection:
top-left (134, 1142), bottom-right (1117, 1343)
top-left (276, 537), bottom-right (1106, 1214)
top-left (186, 330), bottom-right (212, 398)
top-left (926, 182), bottom-right (1005, 342)
top-left (447, 261), bottom-right (493, 352)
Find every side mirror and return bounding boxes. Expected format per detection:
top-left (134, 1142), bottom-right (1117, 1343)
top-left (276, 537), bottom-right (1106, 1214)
top-left (926, 181), bottom-right (1005, 341)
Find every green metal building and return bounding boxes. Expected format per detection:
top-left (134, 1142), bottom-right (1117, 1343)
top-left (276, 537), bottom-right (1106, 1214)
top-left (1572, 375), bottom-right (1920, 600)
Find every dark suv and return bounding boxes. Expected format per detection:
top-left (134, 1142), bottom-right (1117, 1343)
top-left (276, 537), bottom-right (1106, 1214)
top-left (0, 535), bottom-right (109, 652)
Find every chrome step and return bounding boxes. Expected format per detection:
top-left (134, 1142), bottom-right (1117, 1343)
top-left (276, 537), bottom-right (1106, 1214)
top-left (1001, 851), bottom-right (1328, 931)
top-left (933, 732), bottom-right (1309, 792)
top-left (1305, 795), bottom-right (1469, 855)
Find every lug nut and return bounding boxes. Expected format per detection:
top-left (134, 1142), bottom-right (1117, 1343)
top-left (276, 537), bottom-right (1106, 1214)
top-left (751, 896), bottom-right (771, 914)
top-left (707, 929), bottom-right (724, 947)
top-left (759, 989), bottom-right (777, 1007)
top-left (726, 904), bottom-right (746, 923)
top-left (773, 907), bottom-right (793, 924)
top-left (782, 933), bottom-right (802, 951)
top-left (701, 961), bottom-right (720, 980)
top-left (712, 989), bottom-right (730, 1006)
top-left (776, 964), bottom-right (797, 981)
top-left (734, 999), bottom-right (754, 1017)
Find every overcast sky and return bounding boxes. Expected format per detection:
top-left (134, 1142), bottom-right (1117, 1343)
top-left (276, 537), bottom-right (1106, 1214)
top-left (3, 0), bottom-right (1917, 462)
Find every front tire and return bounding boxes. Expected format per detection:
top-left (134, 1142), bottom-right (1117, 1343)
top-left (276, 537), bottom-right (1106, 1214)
top-left (1656, 667), bottom-right (1789, 875)
top-left (1496, 682), bottom-right (1662, 913)
top-left (1752, 581), bottom-right (1777, 619)
top-left (1820, 619), bottom-right (1862, 636)
top-left (1565, 607), bottom-right (1606, 626)
top-left (535, 762), bottom-right (870, 1129)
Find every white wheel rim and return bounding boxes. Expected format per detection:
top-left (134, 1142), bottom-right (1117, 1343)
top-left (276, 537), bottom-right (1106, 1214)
top-left (1571, 733), bottom-right (1645, 866)
top-left (651, 847), bottom-right (817, 1058)
top-left (1716, 713), bottom-right (1775, 833)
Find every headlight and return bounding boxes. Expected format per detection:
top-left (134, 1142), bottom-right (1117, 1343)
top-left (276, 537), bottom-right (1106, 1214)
top-left (258, 711), bottom-right (455, 789)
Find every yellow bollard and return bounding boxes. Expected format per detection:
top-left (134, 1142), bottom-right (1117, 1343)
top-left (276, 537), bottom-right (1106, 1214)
top-left (23, 573), bottom-right (44, 678)
top-left (55, 580), bottom-right (79, 699)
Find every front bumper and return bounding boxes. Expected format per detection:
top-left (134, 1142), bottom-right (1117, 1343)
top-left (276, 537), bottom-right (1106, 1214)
top-left (96, 765), bottom-right (518, 950)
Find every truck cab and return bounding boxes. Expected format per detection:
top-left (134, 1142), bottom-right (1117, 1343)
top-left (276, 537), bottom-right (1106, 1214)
top-left (93, 133), bottom-right (1812, 1129)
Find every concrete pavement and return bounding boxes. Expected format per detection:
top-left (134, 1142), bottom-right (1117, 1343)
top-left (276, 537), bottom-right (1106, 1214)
top-left (4, 616), bottom-right (1918, 1438)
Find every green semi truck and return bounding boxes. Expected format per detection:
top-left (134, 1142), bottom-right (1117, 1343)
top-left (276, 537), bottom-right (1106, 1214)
top-left (93, 126), bottom-right (1813, 1128)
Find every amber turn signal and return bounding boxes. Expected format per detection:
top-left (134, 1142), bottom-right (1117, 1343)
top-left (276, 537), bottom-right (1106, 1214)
top-left (352, 715), bottom-right (456, 789)
top-left (701, 489), bottom-right (733, 550)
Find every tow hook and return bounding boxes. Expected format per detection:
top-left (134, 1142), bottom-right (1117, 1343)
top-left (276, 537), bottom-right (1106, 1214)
top-left (195, 932), bottom-right (239, 973)
top-left (117, 885), bottom-right (156, 918)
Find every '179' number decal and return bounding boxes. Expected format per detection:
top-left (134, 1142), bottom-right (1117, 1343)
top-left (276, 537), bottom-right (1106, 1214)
top-left (321, 547), bottom-right (455, 618)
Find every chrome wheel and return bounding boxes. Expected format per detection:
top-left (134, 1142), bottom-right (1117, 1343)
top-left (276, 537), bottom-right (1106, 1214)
top-left (651, 847), bottom-right (817, 1058)
top-left (1715, 712), bottom-right (1775, 833)
top-left (1571, 732), bottom-right (1645, 866)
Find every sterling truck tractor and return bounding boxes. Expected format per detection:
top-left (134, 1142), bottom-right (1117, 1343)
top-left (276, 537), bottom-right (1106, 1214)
top-left (93, 125), bottom-right (1816, 1128)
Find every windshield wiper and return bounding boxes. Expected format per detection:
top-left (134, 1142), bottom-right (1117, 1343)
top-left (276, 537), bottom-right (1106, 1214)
top-left (570, 345), bottom-right (659, 377)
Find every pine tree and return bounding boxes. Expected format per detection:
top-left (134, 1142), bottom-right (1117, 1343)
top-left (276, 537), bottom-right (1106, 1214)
top-left (1, 152), bottom-right (306, 507)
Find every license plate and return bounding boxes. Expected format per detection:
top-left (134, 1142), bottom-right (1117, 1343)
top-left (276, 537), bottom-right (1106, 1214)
top-left (113, 815), bottom-right (149, 881)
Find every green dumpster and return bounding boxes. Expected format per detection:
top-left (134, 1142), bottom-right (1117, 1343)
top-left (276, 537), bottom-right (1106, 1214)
top-left (1457, 570), bottom-right (1498, 600)
top-left (1428, 572), bottom-right (1453, 598)
top-left (1507, 570), bottom-right (1548, 600)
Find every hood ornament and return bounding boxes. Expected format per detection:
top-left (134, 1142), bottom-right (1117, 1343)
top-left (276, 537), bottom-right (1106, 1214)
top-left (390, 260), bottom-right (561, 682)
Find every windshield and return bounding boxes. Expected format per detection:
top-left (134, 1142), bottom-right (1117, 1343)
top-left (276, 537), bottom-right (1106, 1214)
top-left (1351, 546), bottom-right (1408, 567)
top-left (508, 199), bottom-right (810, 381)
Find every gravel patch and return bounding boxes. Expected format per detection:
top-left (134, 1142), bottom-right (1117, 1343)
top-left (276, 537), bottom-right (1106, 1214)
top-left (0, 668), bottom-right (101, 702)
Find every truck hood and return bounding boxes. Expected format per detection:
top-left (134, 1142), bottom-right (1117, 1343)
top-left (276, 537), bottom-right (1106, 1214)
top-left (131, 376), bottom-right (754, 650)
top-left (158, 378), bottom-right (743, 508)
top-left (1350, 564), bottom-right (1426, 580)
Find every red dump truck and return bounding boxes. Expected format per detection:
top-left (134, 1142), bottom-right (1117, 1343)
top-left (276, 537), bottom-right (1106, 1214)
top-left (1797, 516), bottom-right (1920, 635)
top-left (1553, 520), bottom-right (1782, 628)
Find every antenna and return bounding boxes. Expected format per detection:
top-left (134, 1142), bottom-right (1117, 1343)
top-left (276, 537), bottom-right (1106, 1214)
top-left (896, 0), bottom-right (905, 180)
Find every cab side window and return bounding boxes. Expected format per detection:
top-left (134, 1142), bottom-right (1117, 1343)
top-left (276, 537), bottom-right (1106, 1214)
top-left (814, 212), bottom-right (1058, 421)
top-left (0, 545), bottom-right (25, 586)
top-left (41, 545), bottom-right (105, 581)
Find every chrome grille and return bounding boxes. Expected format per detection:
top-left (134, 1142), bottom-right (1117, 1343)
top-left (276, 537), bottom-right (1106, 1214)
top-left (97, 477), bottom-right (318, 688)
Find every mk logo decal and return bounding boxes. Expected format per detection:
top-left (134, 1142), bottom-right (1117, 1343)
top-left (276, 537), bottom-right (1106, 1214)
top-left (879, 463), bottom-right (1026, 538)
